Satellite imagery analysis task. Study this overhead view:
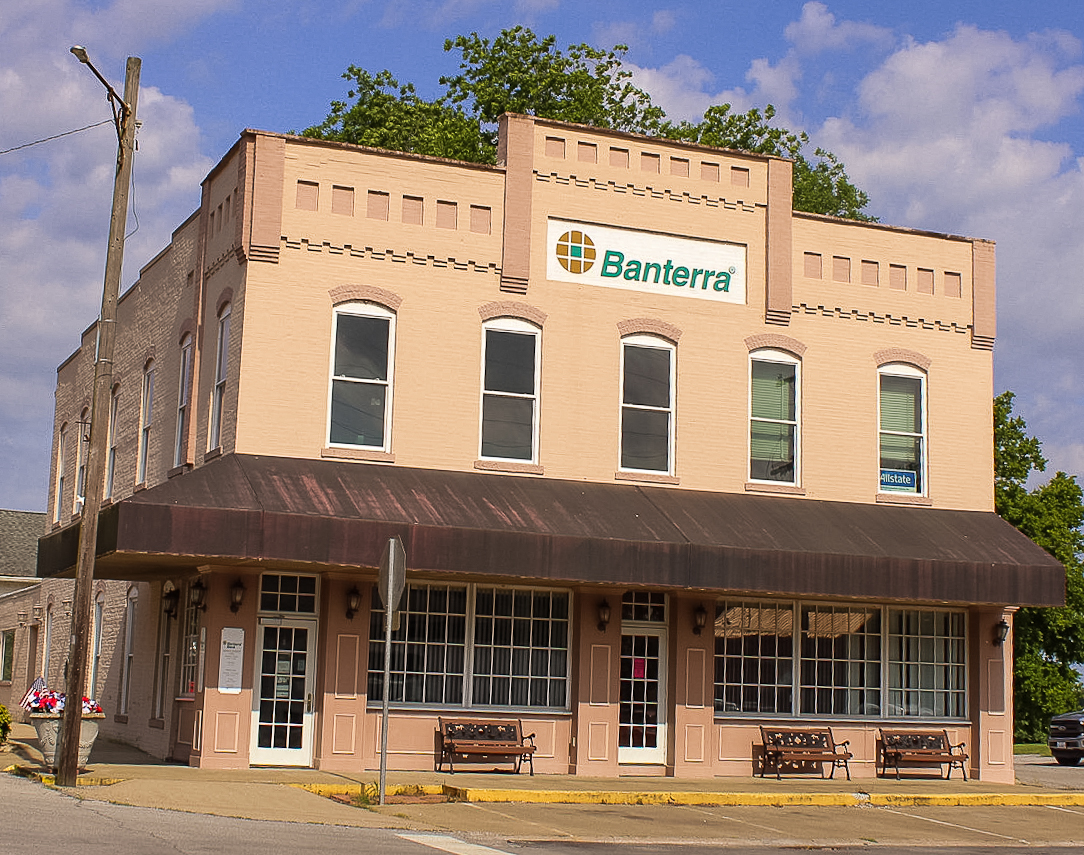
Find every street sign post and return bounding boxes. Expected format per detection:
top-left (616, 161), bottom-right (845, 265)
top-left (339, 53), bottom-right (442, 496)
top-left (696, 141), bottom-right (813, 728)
top-left (378, 535), bottom-right (405, 805)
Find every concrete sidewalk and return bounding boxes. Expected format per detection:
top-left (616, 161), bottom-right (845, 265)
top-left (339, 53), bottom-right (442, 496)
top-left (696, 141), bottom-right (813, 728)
top-left (3, 722), bottom-right (1084, 827)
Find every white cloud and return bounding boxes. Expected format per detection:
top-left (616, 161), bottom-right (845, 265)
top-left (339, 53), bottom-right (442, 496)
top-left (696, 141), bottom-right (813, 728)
top-left (784, 1), bottom-right (892, 54)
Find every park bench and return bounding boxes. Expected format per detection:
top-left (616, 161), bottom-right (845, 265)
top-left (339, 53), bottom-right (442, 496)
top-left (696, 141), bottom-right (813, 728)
top-left (878, 728), bottom-right (968, 779)
top-left (436, 717), bottom-right (537, 775)
top-left (759, 725), bottom-right (852, 780)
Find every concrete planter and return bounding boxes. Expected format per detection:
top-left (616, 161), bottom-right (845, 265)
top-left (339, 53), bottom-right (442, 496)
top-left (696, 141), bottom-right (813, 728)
top-left (30, 713), bottom-right (105, 769)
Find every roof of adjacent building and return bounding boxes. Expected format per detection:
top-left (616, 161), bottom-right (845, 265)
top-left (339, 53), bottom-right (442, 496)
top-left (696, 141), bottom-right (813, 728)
top-left (0, 509), bottom-right (46, 578)
top-left (37, 455), bottom-right (1063, 607)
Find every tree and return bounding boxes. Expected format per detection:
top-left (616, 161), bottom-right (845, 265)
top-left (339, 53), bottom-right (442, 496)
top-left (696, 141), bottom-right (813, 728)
top-left (994, 391), bottom-right (1084, 741)
top-left (303, 28), bottom-right (874, 221)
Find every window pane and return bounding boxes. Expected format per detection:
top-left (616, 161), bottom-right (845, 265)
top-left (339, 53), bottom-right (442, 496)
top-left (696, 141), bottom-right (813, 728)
top-left (335, 314), bottom-right (389, 381)
top-left (485, 330), bottom-right (535, 394)
top-left (880, 375), bottom-right (921, 433)
top-left (330, 380), bottom-right (386, 446)
top-left (750, 421), bottom-right (795, 482)
top-left (621, 408), bottom-right (669, 471)
top-left (751, 361), bottom-right (795, 420)
top-left (481, 395), bottom-right (533, 459)
top-left (623, 346), bottom-right (670, 408)
top-left (714, 601), bottom-right (795, 714)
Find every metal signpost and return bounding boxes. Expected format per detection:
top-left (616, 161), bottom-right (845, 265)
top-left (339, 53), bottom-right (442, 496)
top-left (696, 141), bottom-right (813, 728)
top-left (378, 536), bottom-right (406, 805)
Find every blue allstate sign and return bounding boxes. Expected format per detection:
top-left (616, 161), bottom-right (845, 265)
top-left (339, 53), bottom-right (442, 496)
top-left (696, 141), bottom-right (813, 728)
top-left (880, 469), bottom-right (918, 491)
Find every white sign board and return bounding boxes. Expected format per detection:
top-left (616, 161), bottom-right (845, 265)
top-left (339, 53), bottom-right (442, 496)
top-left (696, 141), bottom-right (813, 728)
top-left (218, 627), bottom-right (245, 694)
top-left (546, 219), bottom-right (747, 304)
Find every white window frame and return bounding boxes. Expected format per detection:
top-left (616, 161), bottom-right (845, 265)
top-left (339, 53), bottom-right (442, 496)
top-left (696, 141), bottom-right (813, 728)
top-left (1, 629), bottom-right (14, 682)
top-left (619, 334), bottom-right (675, 475)
top-left (327, 302), bottom-right (395, 451)
top-left (90, 591), bottom-right (105, 698)
top-left (209, 305), bottom-right (231, 451)
top-left (75, 408), bottom-right (88, 515)
top-left (479, 318), bottom-right (541, 463)
top-left (748, 349), bottom-right (800, 485)
top-left (878, 363), bottom-right (928, 496)
top-left (174, 334), bottom-right (193, 467)
top-left (105, 387), bottom-right (119, 500)
top-left (120, 587), bottom-right (138, 714)
top-left (138, 362), bottom-right (155, 484)
top-left (42, 604), bottom-right (53, 683)
top-left (54, 424), bottom-right (67, 523)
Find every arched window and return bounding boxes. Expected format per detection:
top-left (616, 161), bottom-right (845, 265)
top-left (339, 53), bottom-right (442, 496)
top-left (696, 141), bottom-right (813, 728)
top-left (209, 305), bottom-right (231, 450)
top-left (328, 302), bottom-right (395, 450)
top-left (90, 590), bottom-right (106, 698)
top-left (480, 318), bottom-right (541, 462)
top-left (105, 385), bottom-right (120, 499)
top-left (75, 407), bottom-right (88, 514)
top-left (749, 349), bottom-right (801, 485)
top-left (54, 424), bottom-right (68, 523)
top-left (620, 334), bottom-right (675, 474)
top-left (878, 363), bottom-right (927, 495)
top-left (138, 360), bottom-right (155, 484)
top-left (120, 587), bottom-right (138, 714)
top-left (174, 334), bottom-right (194, 467)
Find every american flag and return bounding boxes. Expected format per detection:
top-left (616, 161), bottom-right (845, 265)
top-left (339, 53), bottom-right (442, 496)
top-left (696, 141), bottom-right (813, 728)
top-left (19, 676), bottom-right (45, 710)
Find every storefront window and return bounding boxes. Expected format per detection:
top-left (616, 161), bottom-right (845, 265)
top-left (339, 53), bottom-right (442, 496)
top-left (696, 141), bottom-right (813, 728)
top-left (888, 609), bottom-right (966, 717)
top-left (800, 604), bottom-right (882, 716)
top-left (714, 600), bottom-right (794, 714)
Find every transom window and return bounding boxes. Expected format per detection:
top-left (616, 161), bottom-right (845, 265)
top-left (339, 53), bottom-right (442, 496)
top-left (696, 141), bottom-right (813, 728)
top-left (879, 364), bottom-right (926, 495)
top-left (621, 591), bottom-right (667, 623)
top-left (368, 582), bottom-right (570, 710)
top-left (749, 350), bottom-right (799, 484)
top-left (714, 599), bottom-right (966, 720)
top-left (259, 574), bottom-right (318, 614)
top-left (480, 320), bottom-right (540, 462)
top-left (620, 335), bottom-right (674, 473)
top-left (328, 303), bottom-right (394, 450)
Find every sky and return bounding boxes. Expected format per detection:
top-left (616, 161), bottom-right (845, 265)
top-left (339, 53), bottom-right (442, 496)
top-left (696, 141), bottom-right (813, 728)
top-left (2, 0), bottom-right (1084, 512)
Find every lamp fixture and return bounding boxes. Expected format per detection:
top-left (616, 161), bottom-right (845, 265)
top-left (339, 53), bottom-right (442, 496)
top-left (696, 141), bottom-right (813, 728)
top-left (17, 611), bottom-right (28, 626)
top-left (693, 603), bottom-right (709, 635)
top-left (61, 599), bottom-right (73, 616)
top-left (189, 579), bottom-right (207, 611)
top-left (162, 587), bottom-right (180, 619)
top-left (597, 599), bottom-right (611, 632)
top-left (229, 579), bottom-right (246, 613)
top-left (346, 586), bottom-right (362, 620)
top-left (32, 606), bottom-right (44, 622)
top-left (993, 619), bottom-right (1011, 646)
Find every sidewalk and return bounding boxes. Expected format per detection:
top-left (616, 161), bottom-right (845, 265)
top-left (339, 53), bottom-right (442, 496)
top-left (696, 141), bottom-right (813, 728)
top-left (4, 722), bottom-right (1084, 828)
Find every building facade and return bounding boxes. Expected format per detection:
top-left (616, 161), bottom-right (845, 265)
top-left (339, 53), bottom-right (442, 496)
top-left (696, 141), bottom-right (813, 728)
top-left (34, 116), bottom-right (1062, 780)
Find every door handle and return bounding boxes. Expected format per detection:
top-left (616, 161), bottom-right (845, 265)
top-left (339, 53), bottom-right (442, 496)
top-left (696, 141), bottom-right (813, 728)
top-left (306, 693), bottom-right (313, 713)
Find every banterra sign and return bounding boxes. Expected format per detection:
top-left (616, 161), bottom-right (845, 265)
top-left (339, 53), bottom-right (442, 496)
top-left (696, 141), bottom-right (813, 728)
top-left (546, 219), bottom-right (746, 305)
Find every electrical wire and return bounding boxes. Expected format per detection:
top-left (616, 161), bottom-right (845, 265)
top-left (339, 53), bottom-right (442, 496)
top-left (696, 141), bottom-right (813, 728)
top-left (0, 119), bottom-right (113, 155)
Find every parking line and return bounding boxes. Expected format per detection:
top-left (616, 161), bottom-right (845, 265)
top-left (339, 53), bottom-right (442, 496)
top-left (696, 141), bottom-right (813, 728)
top-left (397, 832), bottom-right (516, 855)
top-left (877, 807), bottom-right (1028, 843)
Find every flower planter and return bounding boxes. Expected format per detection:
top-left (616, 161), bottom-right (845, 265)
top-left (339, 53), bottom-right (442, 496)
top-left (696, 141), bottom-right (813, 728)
top-left (30, 713), bottom-right (105, 770)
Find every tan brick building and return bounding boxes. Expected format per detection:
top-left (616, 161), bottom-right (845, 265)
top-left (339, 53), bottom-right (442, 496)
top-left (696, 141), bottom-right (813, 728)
top-left (28, 115), bottom-right (1062, 779)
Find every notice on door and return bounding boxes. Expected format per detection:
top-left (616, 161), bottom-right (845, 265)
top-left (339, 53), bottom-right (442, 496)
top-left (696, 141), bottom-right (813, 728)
top-left (219, 627), bottom-right (245, 694)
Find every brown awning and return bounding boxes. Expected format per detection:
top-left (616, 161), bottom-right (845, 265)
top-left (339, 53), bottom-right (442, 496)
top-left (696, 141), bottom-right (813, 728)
top-left (38, 454), bottom-right (1065, 606)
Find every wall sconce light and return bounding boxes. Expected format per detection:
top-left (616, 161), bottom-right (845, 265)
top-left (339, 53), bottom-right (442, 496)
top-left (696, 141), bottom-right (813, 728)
top-left (993, 619), bottom-right (1011, 646)
top-left (346, 586), bottom-right (362, 620)
top-left (61, 599), bottom-right (72, 617)
top-left (162, 588), bottom-right (180, 619)
top-left (693, 604), bottom-right (709, 635)
top-left (17, 611), bottom-right (28, 626)
top-left (597, 599), bottom-right (611, 632)
top-left (32, 606), bottom-right (43, 622)
top-left (189, 579), bottom-right (207, 611)
top-left (229, 579), bottom-right (246, 613)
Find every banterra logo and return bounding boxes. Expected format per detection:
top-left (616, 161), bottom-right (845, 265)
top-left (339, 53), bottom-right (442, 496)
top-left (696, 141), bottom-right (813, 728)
top-left (555, 230), bottom-right (596, 274)
top-left (555, 229), bottom-right (734, 293)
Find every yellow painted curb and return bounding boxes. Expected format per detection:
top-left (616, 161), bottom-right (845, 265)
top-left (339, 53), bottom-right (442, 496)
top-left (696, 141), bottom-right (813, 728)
top-left (869, 792), bottom-right (1084, 807)
top-left (446, 788), bottom-right (864, 806)
top-left (294, 782), bottom-right (446, 800)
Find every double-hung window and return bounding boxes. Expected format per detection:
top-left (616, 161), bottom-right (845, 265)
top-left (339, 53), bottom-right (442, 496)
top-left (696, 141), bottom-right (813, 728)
top-left (120, 588), bottom-right (138, 714)
top-left (329, 303), bottom-right (394, 450)
top-left (174, 335), bottom-right (193, 467)
top-left (75, 408), bottom-right (88, 514)
top-left (620, 336), bottom-right (674, 473)
top-left (749, 350), bottom-right (799, 484)
top-left (209, 305), bottom-right (231, 450)
top-left (105, 386), bottom-right (119, 499)
top-left (54, 424), bottom-right (67, 523)
top-left (879, 365), bottom-right (926, 495)
top-left (138, 361), bottom-right (155, 483)
top-left (480, 320), bottom-right (540, 462)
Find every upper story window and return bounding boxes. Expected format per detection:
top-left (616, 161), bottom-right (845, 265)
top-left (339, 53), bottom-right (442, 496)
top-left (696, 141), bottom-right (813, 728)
top-left (54, 424), bottom-right (67, 523)
top-left (105, 386), bottom-right (120, 499)
top-left (209, 306), bottom-right (231, 451)
top-left (879, 364), bottom-right (926, 495)
top-left (620, 335), bottom-right (674, 474)
top-left (138, 361), bottom-right (155, 484)
top-left (328, 302), bottom-right (394, 450)
top-left (480, 319), bottom-right (540, 463)
top-left (174, 334), bottom-right (193, 467)
top-left (75, 408), bottom-right (88, 514)
top-left (749, 350), bottom-right (800, 485)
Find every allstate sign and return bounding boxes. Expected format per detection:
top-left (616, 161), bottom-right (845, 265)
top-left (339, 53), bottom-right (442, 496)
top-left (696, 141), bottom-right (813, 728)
top-left (546, 219), bottom-right (747, 304)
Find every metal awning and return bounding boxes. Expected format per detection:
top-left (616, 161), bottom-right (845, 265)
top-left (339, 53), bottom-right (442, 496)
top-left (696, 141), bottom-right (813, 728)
top-left (38, 454), bottom-right (1065, 606)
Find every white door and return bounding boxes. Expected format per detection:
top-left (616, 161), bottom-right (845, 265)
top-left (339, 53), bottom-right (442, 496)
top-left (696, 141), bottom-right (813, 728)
top-left (250, 618), bottom-right (317, 766)
top-left (618, 626), bottom-right (667, 764)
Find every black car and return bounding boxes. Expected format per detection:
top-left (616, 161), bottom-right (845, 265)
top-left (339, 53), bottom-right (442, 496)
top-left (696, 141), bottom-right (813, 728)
top-left (1049, 710), bottom-right (1084, 765)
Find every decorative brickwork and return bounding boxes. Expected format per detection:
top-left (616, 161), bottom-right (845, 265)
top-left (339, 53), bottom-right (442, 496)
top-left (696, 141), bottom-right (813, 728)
top-left (328, 284), bottom-right (403, 312)
top-left (477, 301), bottom-right (547, 326)
top-left (744, 333), bottom-right (807, 357)
top-left (617, 317), bottom-right (683, 343)
top-left (873, 347), bottom-right (932, 371)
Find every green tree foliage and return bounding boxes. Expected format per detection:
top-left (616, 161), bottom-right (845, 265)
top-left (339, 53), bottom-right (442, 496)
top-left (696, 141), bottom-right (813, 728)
top-left (994, 391), bottom-right (1084, 741)
top-left (303, 27), bottom-right (873, 220)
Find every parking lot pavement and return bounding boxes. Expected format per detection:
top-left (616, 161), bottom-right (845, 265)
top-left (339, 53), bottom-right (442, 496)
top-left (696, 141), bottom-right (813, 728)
top-left (1014, 752), bottom-right (1084, 789)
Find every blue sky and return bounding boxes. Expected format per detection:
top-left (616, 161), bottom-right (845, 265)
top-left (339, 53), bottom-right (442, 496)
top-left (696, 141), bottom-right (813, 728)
top-left (2, 1), bottom-right (1084, 511)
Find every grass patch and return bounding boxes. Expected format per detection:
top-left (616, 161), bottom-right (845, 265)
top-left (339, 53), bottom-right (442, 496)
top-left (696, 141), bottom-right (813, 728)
top-left (1014, 743), bottom-right (1051, 755)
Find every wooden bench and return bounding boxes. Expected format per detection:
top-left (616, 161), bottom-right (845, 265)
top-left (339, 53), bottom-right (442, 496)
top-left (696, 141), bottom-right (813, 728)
top-left (436, 718), bottom-right (537, 775)
top-left (759, 726), bottom-right (852, 780)
top-left (879, 729), bottom-right (968, 780)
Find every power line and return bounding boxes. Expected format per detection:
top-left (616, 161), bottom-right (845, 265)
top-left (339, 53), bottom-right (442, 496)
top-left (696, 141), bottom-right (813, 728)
top-left (0, 119), bottom-right (112, 156)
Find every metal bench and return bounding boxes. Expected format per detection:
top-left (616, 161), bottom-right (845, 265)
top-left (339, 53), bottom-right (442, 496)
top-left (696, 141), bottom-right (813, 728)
top-left (437, 717), bottom-right (537, 775)
top-left (759, 725), bottom-right (852, 780)
top-left (879, 728), bottom-right (968, 779)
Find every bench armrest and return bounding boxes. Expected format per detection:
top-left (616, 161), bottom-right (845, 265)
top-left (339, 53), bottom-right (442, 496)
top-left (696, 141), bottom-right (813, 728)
top-left (835, 739), bottom-right (850, 750)
top-left (523, 732), bottom-right (536, 746)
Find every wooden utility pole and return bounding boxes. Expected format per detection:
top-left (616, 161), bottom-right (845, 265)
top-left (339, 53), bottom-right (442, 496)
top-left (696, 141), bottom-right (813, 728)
top-left (56, 52), bottom-right (140, 788)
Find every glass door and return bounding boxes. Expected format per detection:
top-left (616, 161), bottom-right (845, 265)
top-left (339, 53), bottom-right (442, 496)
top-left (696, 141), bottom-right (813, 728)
top-left (618, 626), bottom-right (667, 764)
top-left (250, 618), bottom-right (317, 766)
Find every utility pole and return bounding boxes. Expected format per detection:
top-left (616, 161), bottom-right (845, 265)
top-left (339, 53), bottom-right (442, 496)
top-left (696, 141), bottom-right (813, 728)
top-left (56, 49), bottom-right (140, 788)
